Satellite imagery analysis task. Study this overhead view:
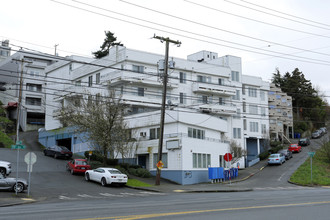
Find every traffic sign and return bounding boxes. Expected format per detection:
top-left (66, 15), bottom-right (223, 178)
top-left (308, 152), bottom-right (315, 157)
top-left (24, 152), bottom-right (37, 165)
top-left (11, 141), bottom-right (26, 149)
top-left (224, 153), bottom-right (232, 162)
top-left (156, 160), bottom-right (164, 169)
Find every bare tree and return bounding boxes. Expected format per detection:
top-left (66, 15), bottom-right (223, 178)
top-left (230, 140), bottom-right (247, 164)
top-left (58, 86), bottom-right (129, 165)
top-left (114, 129), bottom-right (140, 163)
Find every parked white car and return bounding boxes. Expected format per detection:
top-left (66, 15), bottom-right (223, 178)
top-left (85, 168), bottom-right (128, 186)
top-left (0, 160), bottom-right (12, 176)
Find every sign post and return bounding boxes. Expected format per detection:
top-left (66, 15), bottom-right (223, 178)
top-left (24, 152), bottom-right (37, 196)
top-left (224, 153), bottom-right (233, 184)
top-left (308, 152), bottom-right (315, 184)
top-left (11, 141), bottom-right (26, 195)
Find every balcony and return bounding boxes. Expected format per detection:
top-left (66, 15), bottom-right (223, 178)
top-left (192, 82), bottom-right (236, 97)
top-left (196, 103), bottom-right (236, 116)
top-left (105, 70), bottom-right (178, 89)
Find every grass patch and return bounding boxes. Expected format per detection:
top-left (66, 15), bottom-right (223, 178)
top-left (290, 149), bottom-right (330, 186)
top-left (126, 178), bottom-right (153, 187)
top-left (0, 131), bottom-right (14, 148)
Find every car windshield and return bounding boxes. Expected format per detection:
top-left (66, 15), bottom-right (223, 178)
top-left (108, 170), bottom-right (122, 174)
top-left (59, 146), bottom-right (69, 151)
top-left (269, 154), bottom-right (279, 158)
top-left (300, 138), bottom-right (306, 141)
top-left (76, 160), bottom-right (87, 165)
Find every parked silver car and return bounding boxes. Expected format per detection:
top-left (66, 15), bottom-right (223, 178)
top-left (0, 173), bottom-right (28, 193)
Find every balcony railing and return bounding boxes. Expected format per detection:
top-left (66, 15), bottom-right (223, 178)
top-left (192, 82), bottom-right (236, 96)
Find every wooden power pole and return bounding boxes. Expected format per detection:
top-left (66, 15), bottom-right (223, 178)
top-left (153, 35), bottom-right (181, 185)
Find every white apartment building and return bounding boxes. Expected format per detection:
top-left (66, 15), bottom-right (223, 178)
top-left (0, 40), bottom-right (11, 62)
top-left (40, 46), bottom-right (269, 184)
top-left (0, 51), bottom-right (58, 131)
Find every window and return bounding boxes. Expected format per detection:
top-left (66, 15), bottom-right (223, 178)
top-left (250, 122), bottom-right (259, 132)
top-left (243, 102), bottom-right (246, 112)
top-left (261, 107), bottom-right (266, 116)
top-left (261, 124), bottom-right (267, 134)
top-left (96, 73), bottom-right (100, 84)
top-left (218, 78), bottom-right (224, 85)
top-left (248, 87), bottom-right (257, 97)
top-left (149, 128), bottom-right (160, 140)
top-left (26, 97), bottom-right (41, 106)
top-left (26, 83), bottom-right (42, 92)
top-left (260, 91), bottom-right (265, 101)
top-left (138, 87), bottom-right (144, 96)
top-left (153, 153), bottom-right (167, 168)
top-left (269, 91), bottom-right (275, 95)
top-left (188, 127), bottom-right (205, 139)
top-left (132, 65), bottom-right (144, 73)
top-left (95, 93), bottom-right (101, 104)
top-left (29, 70), bottom-right (39, 77)
top-left (180, 93), bottom-right (186, 104)
top-left (202, 95), bottom-right (208, 104)
top-left (193, 153), bottom-right (211, 168)
top-left (88, 75), bottom-right (93, 87)
top-left (219, 97), bottom-right (224, 105)
top-left (234, 108), bottom-right (241, 119)
top-left (180, 72), bottom-right (186, 83)
top-left (75, 80), bottom-right (81, 86)
top-left (249, 105), bottom-right (258, 115)
top-left (231, 71), bottom-right (239, 82)
top-left (233, 128), bottom-right (241, 139)
top-left (242, 85), bottom-right (246, 95)
top-left (243, 119), bottom-right (247, 130)
top-left (232, 90), bottom-right (240, 100)
top-left (197, 75), bottom-right (211, 83)
top-left (276, 95), bottom-right (281, 100)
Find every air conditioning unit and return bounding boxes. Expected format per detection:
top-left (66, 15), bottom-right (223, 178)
top-left (140, 132), bottom-right (146, 137)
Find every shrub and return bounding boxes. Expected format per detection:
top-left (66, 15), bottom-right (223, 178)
top-left (89, 161), bottom-right (103, 169)
top-left (269, 145), bottom-right (284, 154)
top-left (136, 168), bottom-right (151, 178)
top-left (128, 168), bottom-right (137, 176)
top-left (106, 158), bottom-right (118, 166)
top-left (115, 165), bottom-right (129, 175)
top-left (259, 151), bottom-right (269, 160)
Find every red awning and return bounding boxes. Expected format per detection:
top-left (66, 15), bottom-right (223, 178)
top-left (6, 102), bottom-right (18, 108)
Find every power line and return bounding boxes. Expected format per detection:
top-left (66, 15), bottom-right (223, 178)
top-left (49, 0), bottom-right (330, 66)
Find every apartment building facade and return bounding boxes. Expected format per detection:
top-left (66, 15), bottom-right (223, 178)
top-left (39, 46), bottom-right (269, 184)
top-left (268, 83), bottom-right (294, 141)
top-left (0, 51), bottom-right (57, 131)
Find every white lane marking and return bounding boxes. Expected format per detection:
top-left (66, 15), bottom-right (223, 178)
top-left (77, 194), bottom-right (101, 198)
top-left (59, 195), bottom-right (77, 200)
top-left (99, 193), bottom-right (124, 197)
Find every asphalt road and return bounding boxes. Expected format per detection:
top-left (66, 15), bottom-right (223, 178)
top-left (1, 187), bottom-right (330, 220)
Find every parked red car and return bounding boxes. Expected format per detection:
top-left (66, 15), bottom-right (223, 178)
top-left (288, 144), bottom-right (302, 153)
top-left (66, 159), bottom-right (91, 175)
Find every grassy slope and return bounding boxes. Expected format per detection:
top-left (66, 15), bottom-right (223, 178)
top-left (0, 131), bottom-right (14, 148)
top-left (290, 149), bottom-right (330, 186)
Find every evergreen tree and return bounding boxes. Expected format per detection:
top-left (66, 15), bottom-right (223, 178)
top-left (92, 31), bottom-right (122, 59)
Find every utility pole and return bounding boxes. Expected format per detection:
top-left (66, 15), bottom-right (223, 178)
top-left (54, 44), bottom-right (59, 56)
top-left (153, 35), bottom-right (181, 185)
top-left (12, 58), bottom-right (31, 194)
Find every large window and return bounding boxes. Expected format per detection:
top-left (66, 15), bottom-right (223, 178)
top-left (260, 91), bottom-right (265, 101)
top-left (193, 153), bottom-right (211, 168)
top-left (149, 128), bottom-right (160, 140)
top-left (261, 124), bottom-right (267, 134)
top-left (132, 65), bottom-right (144, 73)
top-left (231, 71), bottom-right (239, 82)
top-left (26, 97), bottom-right (41, 106)
top-left (250, 122), bottom-right (259, 132)
top-left (248, 87), bottom-right (257, 97)
top-left (180, 72), bottom-right (186, 83)
top-left (188, 127), bottom-right (205, 139)
top-left (96, 73), bottom-right (100, 84)
top-left (232, 90), bottom-right (240, 100)
top-left (26, 83), bottom-right (42, 92)
top-left (233, 128), bottom-right (241, 139)
top-left (261, 107), bottom-right (266, 116)
top-left (153, 153), bottom-right (167, 168)
top-left (197, 75), bottom-right (211, 83)
top-left (88, 75), bottom-right (93, 87)
top-left (249, 105), bottom-right (258, 115)
top-left (180, 93), bottom-right (186, 104)
top-left (138, 87), bottom-right (144, 96)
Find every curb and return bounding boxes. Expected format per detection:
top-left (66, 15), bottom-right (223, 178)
top-left (0, 198), bottom-right (36, 207)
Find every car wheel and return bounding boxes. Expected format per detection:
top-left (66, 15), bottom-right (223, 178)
top-left (70, 169), bottom-right (74, 175)
top-left (0, 168), bottom-right (6, 176)
top-left (85, 173), bottom-right (90, 181)
top-left (13, 182), bottom-right (24, 193)
top-left (101, 177), bottom-right (107, 186)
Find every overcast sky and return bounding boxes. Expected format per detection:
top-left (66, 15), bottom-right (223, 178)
top-left (2, 0), bottom-right (330, 100)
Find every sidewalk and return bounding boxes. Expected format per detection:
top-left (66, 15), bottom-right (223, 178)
top-left (128, 160), bottom-right (268, 193)
top-left (0, 160), bottom-right (268, 207)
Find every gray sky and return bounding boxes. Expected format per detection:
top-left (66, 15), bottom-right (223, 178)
top-left (2, 0), bottom-right (330, 100)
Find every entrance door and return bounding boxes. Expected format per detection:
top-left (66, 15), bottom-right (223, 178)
top-left (138, 155), bottom-right (147, 169)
